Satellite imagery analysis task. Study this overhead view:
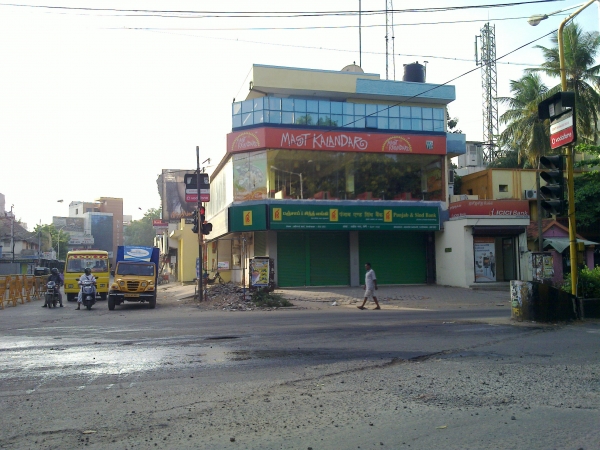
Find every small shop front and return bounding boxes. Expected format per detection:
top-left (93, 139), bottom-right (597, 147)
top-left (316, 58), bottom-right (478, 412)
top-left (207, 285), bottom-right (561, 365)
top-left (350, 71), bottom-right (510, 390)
top-left (436, 200), bottom-right (530, 288)
top-left (227, 201), bottom-right (440, 287)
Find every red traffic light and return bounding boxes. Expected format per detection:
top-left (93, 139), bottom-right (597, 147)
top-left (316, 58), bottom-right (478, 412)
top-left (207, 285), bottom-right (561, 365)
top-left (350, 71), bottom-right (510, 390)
top-left (200, 206), bottom-right (205, 215)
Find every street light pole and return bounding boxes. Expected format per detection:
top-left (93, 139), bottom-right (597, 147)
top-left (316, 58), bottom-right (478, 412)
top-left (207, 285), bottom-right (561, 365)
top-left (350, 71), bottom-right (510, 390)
top-left (558, 0), bottom-right (596, 295)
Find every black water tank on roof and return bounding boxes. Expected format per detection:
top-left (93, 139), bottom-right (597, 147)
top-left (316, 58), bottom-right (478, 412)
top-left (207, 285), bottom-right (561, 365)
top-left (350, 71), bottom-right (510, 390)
top-left (403, 62), bottom-right (426, 83)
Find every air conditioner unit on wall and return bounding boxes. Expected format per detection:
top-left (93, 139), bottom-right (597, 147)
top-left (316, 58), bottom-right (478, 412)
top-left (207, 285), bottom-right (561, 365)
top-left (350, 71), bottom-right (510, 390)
top-left (524, 189), bottom-right (537, 199)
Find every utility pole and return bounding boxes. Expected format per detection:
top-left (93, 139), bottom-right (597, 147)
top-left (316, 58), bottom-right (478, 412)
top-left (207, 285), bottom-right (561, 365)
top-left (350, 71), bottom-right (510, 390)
top-left (9, 205), bottom-right (14, 263)
top-left (196, 146), bottom-right (203, 302)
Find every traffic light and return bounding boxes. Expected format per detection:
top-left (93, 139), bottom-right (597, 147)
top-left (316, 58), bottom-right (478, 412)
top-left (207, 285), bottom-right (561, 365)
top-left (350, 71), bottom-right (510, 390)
top-left (539, 155), bottom-right (565, 216)
top-left (191, 210), bottom-right (199, 233)
top-left (199, 206), bottom-right (212, 235)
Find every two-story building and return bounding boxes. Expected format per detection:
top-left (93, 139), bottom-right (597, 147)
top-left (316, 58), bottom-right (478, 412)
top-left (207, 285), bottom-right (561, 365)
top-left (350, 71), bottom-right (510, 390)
top-left (203, 63), bottom-right (467, 287)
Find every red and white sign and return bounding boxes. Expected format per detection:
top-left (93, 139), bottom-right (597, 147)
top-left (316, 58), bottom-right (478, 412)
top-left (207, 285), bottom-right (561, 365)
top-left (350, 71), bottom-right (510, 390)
top-left (550, 112), bottom-right (574, 149)
top-left (449, 200), bottom-right (530, 219)
top-left (184, 190), bottom-right (210, 203)
top-left (227, 127), bottom-right (446, 155)
top-left (152, 219), bottom-right (169, 229)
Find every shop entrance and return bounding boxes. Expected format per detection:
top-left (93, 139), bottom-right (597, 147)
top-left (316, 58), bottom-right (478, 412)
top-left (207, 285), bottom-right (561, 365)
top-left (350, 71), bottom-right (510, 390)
top-left (473, 236), bottom-right (517, 282)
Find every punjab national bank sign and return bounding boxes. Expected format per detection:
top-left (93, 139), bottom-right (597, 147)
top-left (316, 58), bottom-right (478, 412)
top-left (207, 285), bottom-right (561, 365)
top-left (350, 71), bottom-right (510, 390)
top-left (227, 127), bottom-right (446, 155)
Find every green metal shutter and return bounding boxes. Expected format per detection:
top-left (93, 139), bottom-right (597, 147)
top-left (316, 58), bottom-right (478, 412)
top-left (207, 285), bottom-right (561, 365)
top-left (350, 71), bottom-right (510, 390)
top-left (358, 231), bottom-right (426, 284)
top-left (277, 232), bottom-right (307, 287)
top-left (254, 232), bottom-right (267, 256)
top-left (309, 232), bottom-right (350, 286)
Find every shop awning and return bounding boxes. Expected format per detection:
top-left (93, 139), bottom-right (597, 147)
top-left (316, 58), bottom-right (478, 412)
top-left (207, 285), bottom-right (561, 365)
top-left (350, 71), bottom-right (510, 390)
top-left (471, 226), bottom-right (526, 236)
top-left (543, 238), bottom-right (598, 253)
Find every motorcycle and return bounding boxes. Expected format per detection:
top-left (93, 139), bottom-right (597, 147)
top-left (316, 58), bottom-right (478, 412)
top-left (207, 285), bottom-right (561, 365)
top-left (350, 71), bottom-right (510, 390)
top-left (78, 279), bottom-right (97, 310)
top-left (45, 281), bottom-right (60, 308)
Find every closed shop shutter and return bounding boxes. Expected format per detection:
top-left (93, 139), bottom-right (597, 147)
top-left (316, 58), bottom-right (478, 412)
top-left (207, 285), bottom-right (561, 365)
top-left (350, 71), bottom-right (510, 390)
top-left (254, 232), bottom-right (267, 256)
top-left (309, 232), bottom-right (350, 286)
top-left (358, 231), bottom-right (426, 284)
top-left (277, 232), bottom-right (307, 287)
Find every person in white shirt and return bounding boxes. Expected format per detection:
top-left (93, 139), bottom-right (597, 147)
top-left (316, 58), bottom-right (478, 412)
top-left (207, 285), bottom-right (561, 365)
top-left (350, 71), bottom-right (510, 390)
top-left (358, 262), bottom-right (381, 310)
top-left (77, 268), bottom-right (96, 310)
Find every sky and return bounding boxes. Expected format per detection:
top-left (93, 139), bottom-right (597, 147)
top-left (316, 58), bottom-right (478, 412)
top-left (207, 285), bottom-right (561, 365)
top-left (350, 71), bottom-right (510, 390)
top-left (1, 0), bottom-right (598, 229)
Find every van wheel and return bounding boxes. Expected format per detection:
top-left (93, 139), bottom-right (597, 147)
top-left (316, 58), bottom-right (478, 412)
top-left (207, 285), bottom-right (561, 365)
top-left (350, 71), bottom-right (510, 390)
top-left (100, 292), bottom-right (107, 300)
top-left (148, 293), bottom-right (156, 309)
top-left (108, 296), bottom-right (115, 311)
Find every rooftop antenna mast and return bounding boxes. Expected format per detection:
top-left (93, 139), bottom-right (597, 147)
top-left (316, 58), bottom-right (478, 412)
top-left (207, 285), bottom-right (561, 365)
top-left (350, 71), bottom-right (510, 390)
top-left (359, 0), bottom-right (362, 67)
top-left (475, 23), bottom-right (500, 163)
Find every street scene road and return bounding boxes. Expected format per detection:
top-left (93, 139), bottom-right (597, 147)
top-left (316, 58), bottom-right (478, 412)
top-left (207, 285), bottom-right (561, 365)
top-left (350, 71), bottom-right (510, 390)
top-left (0, 285), bottom-right (598, 450)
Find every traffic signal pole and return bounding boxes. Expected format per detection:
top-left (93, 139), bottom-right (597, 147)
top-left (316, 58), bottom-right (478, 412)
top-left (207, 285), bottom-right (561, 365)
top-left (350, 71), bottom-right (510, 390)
top-left (196, 145), bottom-right (203, 302)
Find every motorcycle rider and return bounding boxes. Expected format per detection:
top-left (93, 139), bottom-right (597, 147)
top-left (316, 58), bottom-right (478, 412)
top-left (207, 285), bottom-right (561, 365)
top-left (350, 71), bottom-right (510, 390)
top-left (77, 268), bottom-right (96, 310)
top-left (42, 268), bottom-right (63, 307)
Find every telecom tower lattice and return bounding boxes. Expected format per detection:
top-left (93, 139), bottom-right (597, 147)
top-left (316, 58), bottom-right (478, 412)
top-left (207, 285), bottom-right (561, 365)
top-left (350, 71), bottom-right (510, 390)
top-left (476, 23), bottom-right (500, 164)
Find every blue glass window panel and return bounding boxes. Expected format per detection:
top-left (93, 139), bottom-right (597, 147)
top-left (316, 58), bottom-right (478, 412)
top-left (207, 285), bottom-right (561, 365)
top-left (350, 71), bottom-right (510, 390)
top-left (389, 118), bottom-right (400, 130)
top-left (343, 103), bottom-right (354, 115)
top-left (401, 118), bottom-right (412, 130)
top-left (318, 114), bottom-right (331, 125)
top-left (307, 100), bottom-right (319, 113)
top-left (366, 116), bottom-right (378, 128)
top-left (378, 108), bottom-right (389, 117)
top-left (433, 108), bottom-right (444, 120)
top-left (242, 99), bottom-right (253, 113)
top-left (433, 120), bottom-right (445, 131)
top-left (269, 111), bottom-right (281, 124)
top-left (269, 97), bottom-right (281, 111)
top-left (253, 97), bottom-right (263, 111)
top-left (242, 112), bottom-right (253, 126)
top-left (282, 112), bottom-right (294, 124)
top-left (318, 101), bottom-right (330, 113)
top-left (389, 106), bottom-right (400, 117)
top-left (299, 113), bottom-right (315, 125)
top-left (366, 104), bottom-right (377, 116)
top-left (422, 119), bottom-right (433, 131)
top-left (355, 118), bottom-right (365, 128)
top-left (411, 107), bottom-right (422, 118)
top-left (342, 115), bottom-right (355, 127)
top-left (422, 108), bottom-right (433, 120)
top-left (330, 115), bottom-right (342, 127)
top-left (232, 102), bottom-right (242, 115)
top-left (254, 111), bottom-right (264, 124)
top-left (282, 98), bottom-right (294, 112)
top-left (232, 115), bottom-right (242, 128)
top-left (378, 117), bottom-right (389, 129)
top-left (354, 103), bottom-right (366, 116)
top-left (411, 118), bottom-right (422, 130)
top-left (294, 99), bottom-right (306, 113)
top-left (331, 102), bottom-right (343, 114)
top-left (400, 106), bottom-right (411, 118)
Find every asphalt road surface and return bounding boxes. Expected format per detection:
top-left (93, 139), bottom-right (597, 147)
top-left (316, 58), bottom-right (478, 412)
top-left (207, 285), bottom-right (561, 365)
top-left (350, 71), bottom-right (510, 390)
top-left (0, 288), bottom-right (598, 450)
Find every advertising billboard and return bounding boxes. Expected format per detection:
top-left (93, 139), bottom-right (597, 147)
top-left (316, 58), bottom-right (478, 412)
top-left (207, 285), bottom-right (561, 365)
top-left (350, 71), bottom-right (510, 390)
top-left (90, 214), bottom-right (113, 254)
top-left (160, 169), bottom-right (197, 222)
top-left (52, 216), bottom-right (85, 233)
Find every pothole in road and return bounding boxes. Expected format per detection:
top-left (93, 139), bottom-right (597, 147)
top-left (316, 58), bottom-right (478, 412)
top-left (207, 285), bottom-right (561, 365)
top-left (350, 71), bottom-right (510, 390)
top-left (206, 336), bottom-right (240, 341)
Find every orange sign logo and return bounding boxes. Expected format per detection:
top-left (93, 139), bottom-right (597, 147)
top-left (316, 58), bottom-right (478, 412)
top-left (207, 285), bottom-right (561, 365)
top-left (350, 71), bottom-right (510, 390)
top-left (382, 136), bottom-right (412, 153)
top-left (231, 132), bottom-right (260, 152)
top-left (243, 211), bottom-right (252, 226)
top-left (384, 209), bottom-right (392, 223)
top-left (329, 209), bottom-right (338, 222)
top-left (273, 208), bottom-right (282, 221)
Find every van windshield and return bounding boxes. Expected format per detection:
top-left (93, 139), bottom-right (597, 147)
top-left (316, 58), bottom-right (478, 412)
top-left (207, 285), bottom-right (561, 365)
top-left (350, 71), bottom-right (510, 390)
top-left (67, 257), bottom-right (108, 273)
top-left (117, 264), bottom-right (155, 277)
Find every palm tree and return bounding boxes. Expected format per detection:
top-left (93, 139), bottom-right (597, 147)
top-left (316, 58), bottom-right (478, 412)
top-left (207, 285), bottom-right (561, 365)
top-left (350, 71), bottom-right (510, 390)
top-left (498, 73), bottom-right (552, 166)
top-left (529, 22), bottom-right (600, 142)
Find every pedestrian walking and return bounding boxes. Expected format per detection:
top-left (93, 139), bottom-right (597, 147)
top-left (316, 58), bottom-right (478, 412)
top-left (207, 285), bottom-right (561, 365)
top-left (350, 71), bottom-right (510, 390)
top-left (358, 262), bottom-right (381, 310)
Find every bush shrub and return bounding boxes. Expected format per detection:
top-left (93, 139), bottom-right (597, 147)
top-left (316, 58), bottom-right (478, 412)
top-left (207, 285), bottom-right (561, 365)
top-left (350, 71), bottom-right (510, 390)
top-left (561, 266), bottom-right (600, 298)
top-left (251, 289), bottom-right (293, 308)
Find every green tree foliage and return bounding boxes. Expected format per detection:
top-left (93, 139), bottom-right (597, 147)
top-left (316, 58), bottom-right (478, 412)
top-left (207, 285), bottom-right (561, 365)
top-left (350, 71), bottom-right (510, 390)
top-left (124, 208), bottom-right (162, 247)
top-left (33, 224), bottom-right (69, 260)
top-left (487, 149), bottom-right (525, 169)
top-left (498, 73), bottom-right (552, 166)
top-left (529, 23), bottom-right (600, 142)
top-left (446, 109), bottom-right (462, 134)
top-left (571, 143), bottom-right (600, 228)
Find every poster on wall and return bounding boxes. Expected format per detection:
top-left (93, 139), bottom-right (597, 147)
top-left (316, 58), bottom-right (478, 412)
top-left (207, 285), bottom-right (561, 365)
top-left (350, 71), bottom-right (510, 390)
top-left (250, 257), bottom-right (270, 287)
top-left (474, 237), bottom-right (496, 282)
top-left (160, 169), bottom-right (197, 222)
top-left (233, 151), bottom-right (268, 201)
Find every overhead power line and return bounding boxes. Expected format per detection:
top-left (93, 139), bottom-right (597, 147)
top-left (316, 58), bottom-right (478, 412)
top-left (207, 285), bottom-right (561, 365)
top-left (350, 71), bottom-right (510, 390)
top-left (0, 0), bottom-right (567, 18)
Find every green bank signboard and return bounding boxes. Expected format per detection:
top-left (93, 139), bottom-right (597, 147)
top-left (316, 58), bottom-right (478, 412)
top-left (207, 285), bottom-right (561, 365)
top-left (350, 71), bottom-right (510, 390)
top-left (229, 204), bottom-right (268, 232)
top-left (270, 204), bottom-right (439, 231)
